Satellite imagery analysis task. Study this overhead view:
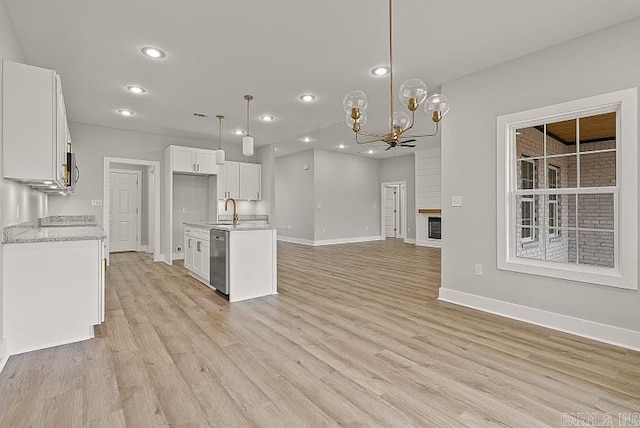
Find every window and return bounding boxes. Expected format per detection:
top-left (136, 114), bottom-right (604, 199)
top-left (520, 159), bottom-right (535, 241)
top-left (497, 89), bottom-right (637, 290)
top-left (548, 165), bottom-right (559, 237)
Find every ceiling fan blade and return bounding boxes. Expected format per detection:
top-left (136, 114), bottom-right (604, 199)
top-left (400, 139), bottom-right (416, 144)
top-left (385, 145), bottom-right (393, 151)
top-left (400, 144), bottom-right (416, 148)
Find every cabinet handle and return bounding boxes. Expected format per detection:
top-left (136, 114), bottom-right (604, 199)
top-left (197, 241), bottom-right (201, 252)
top-left (197, 164), bottom-right (200, 172)
top-left (193, 163), bottom-right (196, 171)
top-left (188, 238), bottom-right (192, 248)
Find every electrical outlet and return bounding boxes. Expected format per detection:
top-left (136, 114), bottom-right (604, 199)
top-left (451, 196), bottom-right (463, 207)
top-left (365, 225), bottom-right (369, 231)
top-left (182, 207), bottom-right (187, 213)
top-left (474, 264), bottom-right (483, 276)
top-left (91, 199), bottom-right (103, 206)
top-left (317, 203), bottom-right (322, 209)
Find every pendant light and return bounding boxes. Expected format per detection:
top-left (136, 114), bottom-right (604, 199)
top-left (242, 95), bottom-right (255, 156)
top-left (215, 115), bottom-right (226, 165)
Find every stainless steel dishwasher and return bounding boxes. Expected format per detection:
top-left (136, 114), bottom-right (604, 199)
top-left (210, 229), bottom-right (229, 295)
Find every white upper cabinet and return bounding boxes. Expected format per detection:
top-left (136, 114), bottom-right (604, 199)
top-left (218, 161), bottom-right (261, 200)
top-left (239, 162), bottom-right (261, 200)
top-left (196, 149), bottom-right (217, 174)
top-left (169, 145), bottom-right (219, 175)
top-left (2, 60), bottom-right (69, 187)
top-left (172, 146), bottom-right (196, 173)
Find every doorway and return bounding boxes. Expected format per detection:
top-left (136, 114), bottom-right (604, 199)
top-left (109, 170), bottom-right (141, 252)
top-left (103, 157), bottom-right (161, 264)
top-left (381, 181), bottom-right (407, 240)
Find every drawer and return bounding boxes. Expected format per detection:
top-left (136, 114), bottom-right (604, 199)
top-left (191, 228), bottom-right (210, 241)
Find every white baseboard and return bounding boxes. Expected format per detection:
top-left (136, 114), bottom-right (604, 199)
top-left (278, 236), bottom-right (315, 246)
top-left (404, 238), bottom-right (416, 244)
top-left (416, 239), bottom-right (441, 248)
top-left (313, 236), bottom-right (383, 246)
top-left (438, 288), bottom-right (640, 352)
top-left (0, 339), bottom-right (8, 374)
top-left (139, 245), bottom-right (150, 253)
top-left (172, 252), bottom-right (185, 260)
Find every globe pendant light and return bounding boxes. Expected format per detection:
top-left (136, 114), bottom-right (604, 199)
top-left (215, 115), bottom-right (226, 165)
top-left (341, 0), bottom-right (450, 149)
top-left (242, 95), bottom-right (255, 156)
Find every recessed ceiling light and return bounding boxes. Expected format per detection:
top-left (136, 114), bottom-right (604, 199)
top-left (367, 149), bottom-right (375, 154)
top-left (44, 181), bottom-right (53, 185)
top-left (118, 109), bottom-right (134, 117)
top-left (300, 94), bottom-right (316, 102)
top-left (141, 47), bottom-right (165, 58)
top-left (338, 144), bottom-right (347, 149)
top-left (302, 137), bottom-right (311, 143)
top-left (232, 129), bottom-right (245, 135)
top-left (260, 115), bottom-right (275, 122)
top-left (126, 85), bottom-right (146, 94)
top-left (371, 66), bottom-right (390, 76)
top-left (274, 147), bottom-right (279, 151)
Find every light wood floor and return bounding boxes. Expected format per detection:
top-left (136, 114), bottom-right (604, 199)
top-left (1, 239), bottom-right (639, 427)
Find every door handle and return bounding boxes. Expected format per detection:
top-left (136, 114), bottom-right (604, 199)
top-left (188, 238), bottom-right (192, 248)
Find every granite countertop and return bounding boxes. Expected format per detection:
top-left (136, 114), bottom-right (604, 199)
top-left (4, 226), bottom-right (106, 244)
top-left (2, 215), bottom-right (105, 244)
top-left (184, 222), bottom-right (275, 232)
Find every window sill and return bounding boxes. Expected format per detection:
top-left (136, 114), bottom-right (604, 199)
top-left (498, 257), bottom-right (635, 290)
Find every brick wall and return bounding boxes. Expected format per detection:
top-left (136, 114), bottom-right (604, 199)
top-left (515, 127), bottom-right (615, 267)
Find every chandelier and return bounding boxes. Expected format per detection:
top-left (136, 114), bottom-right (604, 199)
top-left (342, 0), bottom-right (450, 149)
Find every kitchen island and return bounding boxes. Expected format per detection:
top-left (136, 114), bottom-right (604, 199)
top-left (183, 222), bottom-right (277, 302)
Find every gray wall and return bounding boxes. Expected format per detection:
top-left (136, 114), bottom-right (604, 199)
top-left (380, 154), bottom-right (416, 240)
top-left (440, 17), bottom-right (640, 332)
top-left (274, 150), bottom-right (315, 241)
top-left (314, 149), bottom-right (381, 241)
top-left (172, 174), bottom-right (211, 254)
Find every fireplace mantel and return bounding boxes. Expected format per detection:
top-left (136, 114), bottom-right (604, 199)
top-left (418, 208), bottom-right (442, 214)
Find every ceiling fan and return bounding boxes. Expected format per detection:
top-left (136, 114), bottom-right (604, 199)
top-left (383, 138), bottom-right (416, 150)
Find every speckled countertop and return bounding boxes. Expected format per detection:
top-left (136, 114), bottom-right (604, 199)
top-left (184, 222), bottom-right (276, 232)
top-left (3, 215), bottom-right (106, 244)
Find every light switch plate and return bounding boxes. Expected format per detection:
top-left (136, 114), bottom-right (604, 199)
top-left (451, 196), bottom-right (463, 207)
top-left (474, 264), bottom-right (483, 276)
top-left (91, 200), bottom-right (103, 206)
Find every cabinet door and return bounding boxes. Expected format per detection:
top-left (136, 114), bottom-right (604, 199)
top-left (196, 149), bottom-right (218, 175)
top-left (201, 240), bottom-right (210, 282)
top-left (172, 146), bottom-right (196, 173)
top-left (217, 162), bottom-right (227, 199)
top-left (193, 240), bottom-right (203, 276)
top-left (184, 235), bottom-right (194, 269)
top-left (226, 161), bottom-right (240, 199)
top-left (239, 163), bottom-right (261, 200)
top-left (55, 75), bottom-right (67, 186)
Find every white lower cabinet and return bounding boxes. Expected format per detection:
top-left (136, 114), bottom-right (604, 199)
top-left (184, 227), bottom-right (210, 282)
top-left (3, 239), bottom-right (105, 356)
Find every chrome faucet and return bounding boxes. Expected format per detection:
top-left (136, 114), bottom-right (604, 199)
top-left (224, 197), bottom-right (239, 224)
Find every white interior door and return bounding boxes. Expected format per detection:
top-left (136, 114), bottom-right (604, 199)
top-left (384, 186), bottom-right (400, 238)
top-left (109, 172), bottom-right (140, 252)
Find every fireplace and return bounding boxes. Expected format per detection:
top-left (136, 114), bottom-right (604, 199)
top-left (428, 216), bottom-right (441, 240)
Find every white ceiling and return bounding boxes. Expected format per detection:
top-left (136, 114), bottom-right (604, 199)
top-left (6, 0), bottom-right (640, 159)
